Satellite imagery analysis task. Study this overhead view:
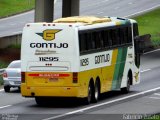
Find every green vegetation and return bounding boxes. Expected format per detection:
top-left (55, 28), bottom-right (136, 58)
top-left (0, 60), bottom-right (9, 69)
top-left (0, 61), bottom-right (8, 85)
top-left (0, 76), bottom-right (3, 85)
top-left (8, 44), bottom-right (21, 49)
top-left (134, 8), bottom-right (160, 47)
top-left (0, 0), bottom-right (35, 18)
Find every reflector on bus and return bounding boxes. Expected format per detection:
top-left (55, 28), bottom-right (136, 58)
top-left (29, 66), bottom-right (69, 71)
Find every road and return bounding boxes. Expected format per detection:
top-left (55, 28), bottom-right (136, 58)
top-left (0, 0), bottom-right (160, 120)
top-left (0, 0), bottom-right (160, 37)
top-left (0, 50), bottom-right (160, 120)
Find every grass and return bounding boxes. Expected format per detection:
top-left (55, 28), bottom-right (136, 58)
top-left (134, 8), bottom-right (160, 47)
top-left (8, 44), bottom-right (21, 49)
top-left (0, 0), bottom-right (35, 18)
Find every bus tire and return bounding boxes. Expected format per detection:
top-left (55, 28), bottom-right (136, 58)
top-left (35, 97), bottom-right (46, 106)
top-left (84, 81), bottom-right (94, 104)
top-left (121, 75), bottom-right (131, 94)
top-left (93, 80), bottom-right (100, 103)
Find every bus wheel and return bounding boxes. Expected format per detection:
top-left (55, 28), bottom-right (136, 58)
top-left (35, 97), bottom-right (46, 106)
top-left (121, 75), bottom-right (130, 94)
top-left (93, 80), bottom-right (100, 102)
top-left (84, 82), bottom-right (93, 104)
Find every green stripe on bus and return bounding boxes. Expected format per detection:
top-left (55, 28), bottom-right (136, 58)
top-left (112, 47), bottom-right (128, 90)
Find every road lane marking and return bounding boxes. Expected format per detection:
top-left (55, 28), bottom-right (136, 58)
top-left (43, 86), bottom-right (160, 120)
top-left (154, 93), bottom-right (160, 96)
top-left (140, 69), bottom-right (151, 73)
top-left (149, 97), bottom-right (160, 100)
top-left (0, 89), bottom-right (4, 92)
top-left (124, 4), bottom-right (160, 18)
top-left (97, 12), bottom-right (104, 15)
top-left (143, 49), bottom-right (160, 55)
top-left (128, 2), bottom-right (133, 5)
top-left (0, 105), bottom-right (12, 109)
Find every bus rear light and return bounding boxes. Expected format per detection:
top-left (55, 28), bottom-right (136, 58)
top-left (73, 72), bottom-right (78, 83)
top-left (3, 72), bottom-right (7, 78)
top-left (43, 24), bottom-right (46, 26)
top-left (21, 72), bottom-right (25, 83)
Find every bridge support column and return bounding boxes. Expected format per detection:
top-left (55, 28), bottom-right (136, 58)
top-left (35, 0), bottom-right (54, 22)
top-left (62, 0), bottom-right (80, 17)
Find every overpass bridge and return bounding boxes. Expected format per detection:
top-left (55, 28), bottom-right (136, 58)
top-left (35, 0), bottom-right (80, 22)
top-left (0, 0), bottom-right (160, 48)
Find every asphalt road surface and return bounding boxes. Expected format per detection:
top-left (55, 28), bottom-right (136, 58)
top-left (0, 1), bottom-right (160, 120)
top-left (0, 0), bottom-right (160, 37)
top-left (0, 49), bottom-right (160, 120)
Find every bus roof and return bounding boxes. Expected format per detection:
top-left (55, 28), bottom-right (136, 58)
top-left (53, 16), bottom-right (111, 24)
top-left (52, 16), bottom-right (133, 27)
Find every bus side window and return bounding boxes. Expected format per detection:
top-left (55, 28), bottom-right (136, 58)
top-left (108, 30), bottom-right (112, 47)
top-left (102, 30), bottom-right (110, 48)
top-left (93, 32), bottom-right (101, 49)
top-left (127, 26), bottom-right (132, 44)
top-left (99, 31), bottom-right (104, 49)
top-left (124, 27), bottom-right (128, 44)
top-left (111, 29), bottom-right (117, 46)
top-left (91, 32), bottom-right (96, 49)
top-left (79, 33), bottom-right (87, 53)
top-left (133, 23), bottom-right (139, 37)
top-left (117, 28), bottom-right (121, 45)
top-left (120, 28), bottom-right (125, 45)
top-left (86, 33), bottom-right (92, 50)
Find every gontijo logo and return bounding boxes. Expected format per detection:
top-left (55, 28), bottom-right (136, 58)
top-left (36, 29), bottom-right (61, 41)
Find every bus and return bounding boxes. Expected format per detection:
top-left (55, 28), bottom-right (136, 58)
top-left (21, 16), bottom-right (141, 105)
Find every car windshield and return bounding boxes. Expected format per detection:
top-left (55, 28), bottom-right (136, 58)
top-left (8, 62), bottom-right (21, 68)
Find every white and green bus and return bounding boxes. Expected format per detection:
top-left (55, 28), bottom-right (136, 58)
top-left (21, 16), bottom-right (141, 105)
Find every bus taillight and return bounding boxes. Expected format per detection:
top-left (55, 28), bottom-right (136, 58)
top-left (21, 72), bottom-right (25, 83)
top-left (73, 72), bottom-right (78, 83)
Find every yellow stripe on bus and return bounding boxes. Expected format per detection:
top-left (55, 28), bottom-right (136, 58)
top-left (101, 49), bottom-right (118, 92)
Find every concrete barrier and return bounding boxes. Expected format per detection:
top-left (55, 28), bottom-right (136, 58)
top-left (0, 34), bottom-right (21, 49)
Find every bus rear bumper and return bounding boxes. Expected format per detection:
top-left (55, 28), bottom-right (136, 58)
top-left (21, 85), bottom-right (86, 98)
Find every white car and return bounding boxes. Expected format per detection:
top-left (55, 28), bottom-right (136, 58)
top-left (3, 60), bottom-right (21, 92)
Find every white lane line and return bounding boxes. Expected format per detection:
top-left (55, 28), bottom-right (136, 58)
top-left (143, 49), bottom-right (160, 55)
top-left (128, 2), bottom-right (133, 5)
top-left (0, 89), bottom-right (4, 92)
top-left (97, 12), bottom-right (104, 15)
top-left (154, 93), bottom-right (160, 96)
top-left (0, 105), bottom-right (12, 109)
top-left (140, 69), bottom-right (151, 73)
top-left (42, 86), bottom-right (160, 120)
top-left (149, 97), bottom-right (160, 100)
top-left (124, 4), bottom-right (160, 18)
